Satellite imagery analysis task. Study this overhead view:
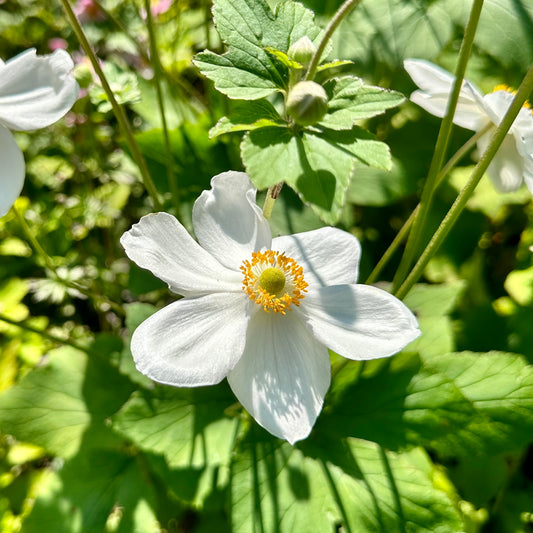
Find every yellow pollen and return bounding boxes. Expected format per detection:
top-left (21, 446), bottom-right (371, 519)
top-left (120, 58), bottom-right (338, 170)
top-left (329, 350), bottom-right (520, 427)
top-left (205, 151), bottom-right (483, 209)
top-left (241, 250), bottom-right (308, 314)
top-left (492, 84), bottom-right (532, 110)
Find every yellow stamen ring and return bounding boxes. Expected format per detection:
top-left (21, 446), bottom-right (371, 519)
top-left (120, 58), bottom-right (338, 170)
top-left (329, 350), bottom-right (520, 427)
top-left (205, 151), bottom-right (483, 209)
top-left (241, 250), bottom-right (308, 314)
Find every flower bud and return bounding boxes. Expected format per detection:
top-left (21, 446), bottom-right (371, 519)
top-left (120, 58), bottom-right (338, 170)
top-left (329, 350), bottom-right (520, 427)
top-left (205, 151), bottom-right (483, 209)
top-left (288, 36), bottom-right (316, 68)
top-left (286, 81), bottom-right (328, 126)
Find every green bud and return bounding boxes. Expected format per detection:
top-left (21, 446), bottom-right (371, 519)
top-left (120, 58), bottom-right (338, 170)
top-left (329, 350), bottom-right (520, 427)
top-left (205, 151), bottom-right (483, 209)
top-left (74, 64), bottom-right (93, 89)
top-left (288, 36), bottom-right (316, 68)
top-left (286, 81), bottom-right (328, 126)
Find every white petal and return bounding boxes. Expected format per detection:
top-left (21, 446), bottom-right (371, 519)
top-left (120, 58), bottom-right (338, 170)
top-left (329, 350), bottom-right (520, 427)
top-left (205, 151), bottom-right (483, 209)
top-left (120, 212), bottom-right (242, 297)
top-left (404, 59), bottom-right (487, 130)
top-left (272, 227), bottom-right (361, 286)
top-left (298, 285), bottom-right (420, 361)
top-left (0, 49), bottom-right (79, 131)
top-left (192, 171), bottom-right (272, 270)
top-left (476, 132), bottom-right (525, 192)
top-left (227, 311), bottom-right (330, 444)
top-left (0, 125), bottom-right (25, 217)
top-left (131, 292), bottom-right (251, 386)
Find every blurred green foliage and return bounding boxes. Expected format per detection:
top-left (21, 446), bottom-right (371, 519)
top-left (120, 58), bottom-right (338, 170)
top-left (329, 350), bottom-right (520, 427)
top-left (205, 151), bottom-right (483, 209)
top-left (1, 0), bottom-right (533, 532)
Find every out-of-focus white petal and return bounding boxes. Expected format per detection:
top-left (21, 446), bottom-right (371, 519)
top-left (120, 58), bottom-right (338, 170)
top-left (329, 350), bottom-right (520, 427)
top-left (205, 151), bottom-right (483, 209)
top-left (192, 171), bottom-right (272, 270)
top-left (131, 292), bottom-right (251, 386)
top-left (299, 284), bottom-right (420, 360)
top-left (476, 132), bottom-right (526, 192)
top-left (120, 212), bottom-right (243, 297)
top-left (405, 59), bottom-right (487, 130)
top-left (0, 49), bottom-right (78, 131)
top-left (0, 125), bottom-right (25, 217)
top-left (227, 311), bottom-right (330, 444)
top-left (272, 227), bottom-right (361, 286)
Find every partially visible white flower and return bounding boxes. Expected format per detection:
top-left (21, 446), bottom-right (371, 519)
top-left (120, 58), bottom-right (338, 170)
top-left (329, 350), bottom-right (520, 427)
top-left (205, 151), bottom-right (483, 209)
top-left (404, 59), bottom-right (533, 193)
top-left (121, 171), bottom-right (420, 444)
top-left (0, 48), bottom-right (79, 217)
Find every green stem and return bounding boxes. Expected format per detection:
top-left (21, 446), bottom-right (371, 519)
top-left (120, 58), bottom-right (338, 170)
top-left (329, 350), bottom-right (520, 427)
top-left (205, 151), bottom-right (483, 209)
top-left (395, 63), bottom-right (533, 300)
top-left (365, 124), bottom-right (491, 284)
top-left (304, 0), bottom-right (362, 81)
top-left (0, 312), bottom-right (93, 355)
top-left (262, 183), bottom-right (283, 220)
top-left (392, 0), bottom-right (485, 291)
top-left (144, 0), bottom-right (180, 215)
top-left (60, 0), bottom-right (163, 210)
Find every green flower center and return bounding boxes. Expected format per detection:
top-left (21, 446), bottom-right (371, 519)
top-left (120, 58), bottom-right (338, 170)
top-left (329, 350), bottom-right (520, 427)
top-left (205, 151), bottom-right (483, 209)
top-left (258, 267), bottom-right (286, 295)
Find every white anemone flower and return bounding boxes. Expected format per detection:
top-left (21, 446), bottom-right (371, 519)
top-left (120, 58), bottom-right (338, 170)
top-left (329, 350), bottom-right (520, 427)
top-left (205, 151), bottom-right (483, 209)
top-left (404, 59), bottom-right (533, 193)
top-left (0, 48), bottom-right (79, 216)
top-left (121, 171), bottom-right (420, 444)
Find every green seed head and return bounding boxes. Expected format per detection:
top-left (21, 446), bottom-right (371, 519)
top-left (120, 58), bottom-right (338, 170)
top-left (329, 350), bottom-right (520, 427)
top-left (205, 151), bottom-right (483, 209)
top-left (259, 267), bottom-right (286, 295)
top-left (286, 81), bottom-right (328, 126)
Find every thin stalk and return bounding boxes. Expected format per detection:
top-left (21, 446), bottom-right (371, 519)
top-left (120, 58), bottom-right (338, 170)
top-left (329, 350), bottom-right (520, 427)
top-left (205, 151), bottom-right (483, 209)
top-left (60, 0), bottom-right (163, 210)
top-left (365, 124), bottom-right (491, 284)
top-left (392, 0), bottom-right (484, 291)
top-left (144, 0), bottom-right (180, 215)
top-left (0, 312), bottom-right (93, 355)
top-left (395, 63), bottom-right (533, 300)
top-left (304, 0), bottom-right (362, 81)
top-left (262, 183), bottom-right (283, 220)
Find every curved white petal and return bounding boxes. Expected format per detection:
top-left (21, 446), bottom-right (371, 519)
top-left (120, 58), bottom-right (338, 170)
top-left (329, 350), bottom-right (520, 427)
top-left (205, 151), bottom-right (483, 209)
top-left (0, 49), bottom-right (78, 131)
top-left (120, 212), bottom-right (243, 297)
top-left (405, 59), bottom-right (487, 130)
top-left (131, 292), bottom-right (251, 386)
top-left (227, 311), bottom-right (330, 444)
top-left (272, 227), bottom-right (361, 287)
top-left (477, 132), bottom-right (525, 192)
top-left (0, 125), bottom-right (25, 217)
top-left (298, 284), bottom-right (420, 361)
top-left (192, 171), bottom-right (272, 270)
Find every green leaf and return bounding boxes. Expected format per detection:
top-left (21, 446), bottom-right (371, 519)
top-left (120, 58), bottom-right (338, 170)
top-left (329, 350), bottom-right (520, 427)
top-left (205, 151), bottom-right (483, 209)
top-left (320, 77), bottom-right (405, 130)
top-left (193, 0), bottom-right (322, 99)
top-left (230, 431), bottom-right (462, 532)
top-left (444, 0), bottom-right (533, 70)
top-left (241, 126), bottom-right (391, 223)
top-left (209, 100), bottom-right (285, 138)
top-left (0, 346), bottom-right (134, 458)
top-left (111, 384), bottom-right (239, 469)
top-left (332, 0), bottom-right (454, 68)
top-left (23, 450), bottom-right (160, 533)
top-left (403, 282), bottom-right (465, 358)
top-left (426, 351), bottom-right (533, 457)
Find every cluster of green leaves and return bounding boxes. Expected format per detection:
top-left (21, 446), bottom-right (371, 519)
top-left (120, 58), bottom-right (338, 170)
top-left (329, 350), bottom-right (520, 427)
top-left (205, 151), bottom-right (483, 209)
top-left (194, 0), bottom-right (405, 223)
top-left (1, 0), bottom-right (533, 532)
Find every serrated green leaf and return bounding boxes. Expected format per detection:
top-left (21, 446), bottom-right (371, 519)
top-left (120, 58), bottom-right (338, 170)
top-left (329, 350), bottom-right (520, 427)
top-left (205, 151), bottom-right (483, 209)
top-left (241, 125), bottom-right (391, 223)
top-left (193, 0), bottom-right (322, 99)
top-left (209, 99), bottom-right (285, 138)
top-left (0, 346), bottom-right (134, 458)
top-left (320, 76), bottom-right (406, 130)
top-left (230, 431), bottom-right (462, 533)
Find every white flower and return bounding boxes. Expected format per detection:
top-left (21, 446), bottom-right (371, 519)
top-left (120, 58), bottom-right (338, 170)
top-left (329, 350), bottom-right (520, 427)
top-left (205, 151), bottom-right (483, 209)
top-left (121, 171), bottom-right (420, 444)
top-left (0, 48), bottom-right (79, 216)
top-left (404, 59), bottom-right (533, 193)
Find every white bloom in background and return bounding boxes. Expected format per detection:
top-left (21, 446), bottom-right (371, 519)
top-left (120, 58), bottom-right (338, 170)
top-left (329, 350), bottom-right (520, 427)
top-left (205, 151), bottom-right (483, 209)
top-left (121, 171), bottom-right (420, 444)
top-left (404, 59), bottom-right (533, 193)
top-left (0, 48), bottom-right (79, 217)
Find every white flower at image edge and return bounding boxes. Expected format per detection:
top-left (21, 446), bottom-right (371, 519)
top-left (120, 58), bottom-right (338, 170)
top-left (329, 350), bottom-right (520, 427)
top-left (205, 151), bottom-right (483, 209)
top-left (121, 172), bottom-right (420, 444)
top-left (0, 48), bottom-right (79, 216)
top-left (404, 59), bottom-right (533, 193)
